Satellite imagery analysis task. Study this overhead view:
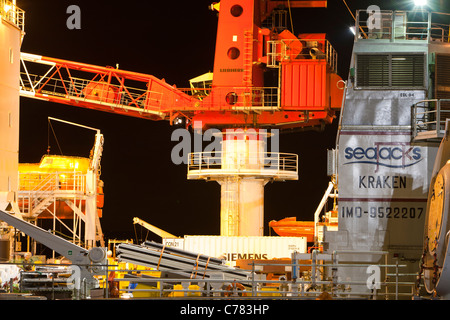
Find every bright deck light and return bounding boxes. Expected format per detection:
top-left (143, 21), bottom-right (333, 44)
top-left (414, 0), bottom-right (427, 6)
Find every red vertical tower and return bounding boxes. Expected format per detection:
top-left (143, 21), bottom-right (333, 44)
top-left (212, 1), bottom-right (263, 89)
top-left (193, 0), bottom-right (341, 130)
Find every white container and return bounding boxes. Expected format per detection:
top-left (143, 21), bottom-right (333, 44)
top-left (163, 236), bottom-right (307, 266)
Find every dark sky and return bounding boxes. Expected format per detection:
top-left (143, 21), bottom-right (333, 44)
top-left (16, 0), bottom-right (443, 243)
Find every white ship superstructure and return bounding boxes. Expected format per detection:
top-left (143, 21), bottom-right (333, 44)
top-left (0, 0), bottom-right (24, 262)
top-left (324, 8), bottom-right (450, 298)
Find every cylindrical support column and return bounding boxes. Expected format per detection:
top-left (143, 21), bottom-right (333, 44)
top-left (220, 177), bottom-right (265, 236)
top-left (237, 178), bottom-right (265, 236)
top-left (187, 127), bottom-right (298, 237)
top-left (85, 171), bottom-right (97, 248)
top-left (219, 129), bottom-right (266, 237)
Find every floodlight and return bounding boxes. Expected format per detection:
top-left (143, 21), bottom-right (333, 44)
top-left (3, 4), bottom-right (12, 13)
top-left (413, 0), bottom-right (427, 6)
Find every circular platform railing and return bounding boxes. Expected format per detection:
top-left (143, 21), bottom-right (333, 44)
top-left (187, 151), bottom-right (298, 180)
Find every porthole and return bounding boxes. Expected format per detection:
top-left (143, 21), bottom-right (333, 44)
top-left (226, 92), bottom-right (238, 105)
top-left (230, 5), bottom-right (243, 17)
top-left (227, 47), bottom-right (240, 60)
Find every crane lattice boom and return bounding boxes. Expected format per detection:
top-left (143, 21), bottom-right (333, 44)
top-left (20, 0), bottom-right (343, 131)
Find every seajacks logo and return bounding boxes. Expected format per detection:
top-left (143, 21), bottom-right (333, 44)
top-left (343, 142), bottom-right (422, 173)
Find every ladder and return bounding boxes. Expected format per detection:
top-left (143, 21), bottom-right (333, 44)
top-left (243, 30), bottom-right (254, 86)
top-left (222, 176), bottom-right (240, 237)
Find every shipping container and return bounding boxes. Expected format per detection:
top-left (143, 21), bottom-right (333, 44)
top-left (162, 236), bottom-right (307, 266)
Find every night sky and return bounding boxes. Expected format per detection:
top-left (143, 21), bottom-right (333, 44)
top-left (16, 0), bottom-right (444, 244)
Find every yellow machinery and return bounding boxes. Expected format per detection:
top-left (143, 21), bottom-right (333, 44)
top-left (18, 155), bottom-right (103, 220)
top-left (16, 119), bottom-right (105, 249)
top-left (132, 217), bottom-right (178, 239)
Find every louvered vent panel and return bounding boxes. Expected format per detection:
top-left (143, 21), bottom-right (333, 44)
top-left (356, 55), bottom-right (389, 87)
top-left (436, 54), bottom-right (450, 110)
top-left (356, 54), bottom-right (425, 88)
top-left (391, 55), bottom-right (424, 87)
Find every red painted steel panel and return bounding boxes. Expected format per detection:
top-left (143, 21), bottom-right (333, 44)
top-left (281, 61), bottom-right (328, 110)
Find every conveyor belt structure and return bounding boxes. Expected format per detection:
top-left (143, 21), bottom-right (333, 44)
top-left (116, 241), bottom-right (250, 281)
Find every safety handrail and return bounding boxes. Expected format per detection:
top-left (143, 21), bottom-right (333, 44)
top-left (267, 38), bottom-right (338, 73)
top-left (187, 151), bottom-right (298, 177)
top-left (0, 0), bottom-right (25, 32)
top-left (20, 70), bottom-right (280, 113)
top-left (0, 258), bottom-right (418, 300)
top-left (355, 10), bottom-right (450, 43)
top-left (412, 99), bottom-right (450, 139)
top-left (19, 171), bottom-right (86, 192)
top-left (19, 72), bottom-right (164, 111)
top-left (18, 171), bottom-right (86, 215)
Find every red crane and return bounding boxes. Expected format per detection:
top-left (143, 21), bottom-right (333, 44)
top-left (20, 0), bottom-right (343, 131)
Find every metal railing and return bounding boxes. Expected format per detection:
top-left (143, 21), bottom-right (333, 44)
top-left (19, 171), bottom-right (86, 192)
top-left (179, 86), bottom-right (281, 111)
top-left (20, 70), bottom-right (280, 114)
top-left (187, 151), bottom-right (298, 178)
top-left (1, 0), bottom-right (25, 32)
top-left (0, 257), bottom-right (421, 300)
top-left (355, 10), bottom-right (450, 43)
top-left (107, 255), bottom-right (420, 300)
top-left (267, 38), bottom-right (338, 73)
top-left (67, 77), bottom-right (163, 109)
top-left (19, 72), bottom-right (164, 111)
top-left (18, 171), bottom-right (86, 216)
top-left (412, 99), bottom-right (450, 140)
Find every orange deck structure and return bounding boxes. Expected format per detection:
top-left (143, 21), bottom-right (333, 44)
top-left (269, 217), bottom-right (315, 242)
top-left (18, 155), bottom-right (104, 220)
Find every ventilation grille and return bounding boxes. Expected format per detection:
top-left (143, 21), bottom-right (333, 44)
top-left (356, 54), bottom-right (425, 89)
top-left (356, 55), bottom-right (389, 87)
top-left (435, 54), bottom-right (450, 109)
top-left (436, 54), bottom-right (450, 99)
